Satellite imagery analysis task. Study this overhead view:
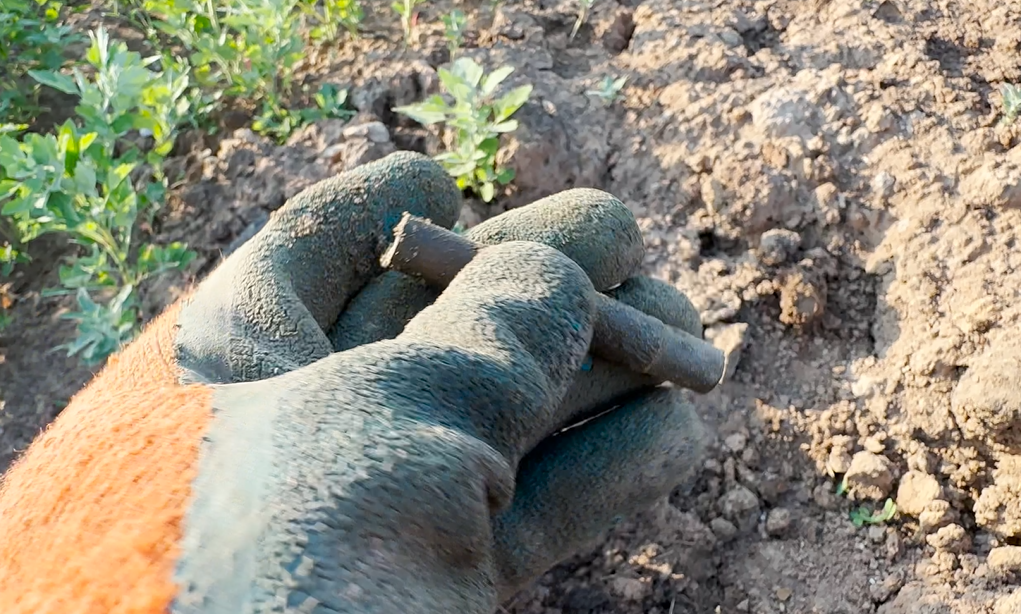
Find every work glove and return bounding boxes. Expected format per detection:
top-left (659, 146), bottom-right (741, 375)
top-left (0, 151), bottom-right (714, 614)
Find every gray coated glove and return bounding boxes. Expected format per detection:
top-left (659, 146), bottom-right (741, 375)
top-left (170, 151), bottom-right (710, 613)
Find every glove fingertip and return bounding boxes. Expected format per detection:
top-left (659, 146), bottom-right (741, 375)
top-left (466, 188), bottom-right (644, 291)
top-left (607, 276), bottom-right (704, 338)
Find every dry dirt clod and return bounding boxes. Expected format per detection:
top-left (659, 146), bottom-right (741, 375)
top-left (827, 435), bottom-right (855, 474)
top-left (925, 524), bottom-right (971, 554)
top-left (777, 268), bottom-right (827, 328)
top-left (609, 576), bottom-right (650, 602)
top-left (719, 484), bottom-right (761, 532)
top-left (994, 589), bottom-right (1021, 614)
top-left (987, 546), bottom-right (1021, 576)
top-left (868, 572), bottom-right (904, 604)
top-left (765, 507), bottom-right (792, 537)
top-left (706, 322), bottom-right (750, 381)
top-left (844, 451), bottom-right (896, 501)
top-left (341, 121), bottom-right (391, 143)
top-left (895, 470), bottom-right (942, 517)
top-left (724, 431), bottom-right (748, 454)
top-left (710, 517), bottom-right (739, 543)
top-left (951, 344), bottom-right (1021, 451)
top-left (918, 499), bottom-right (956, 533)
top-left (757, 229), bottom-right (802, 266)
top-left (974, 455), bottom-right (1021, 539)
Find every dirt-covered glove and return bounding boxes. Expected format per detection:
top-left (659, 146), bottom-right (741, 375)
top-left (0, 151), bottom-right (711, 614)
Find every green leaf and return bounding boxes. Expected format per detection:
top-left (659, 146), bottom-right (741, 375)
top-left (1, 196), bottom-right (31, 216)
top-left (111, 113), bottom-right (137, 136)
top-left (394, 102), bottom-right (448, 125)
top-left (437, 67), bottom-right (471, 102)
top-left (28, 69), bottom-right (79, 95)
top-left (480, 65), bottom-right (514, 97)
top-left (495, 167), bottom-right (515, 184)
top-left (451, 57), bottom-right (484, 89)
top-left (477, 137), bottom-right (500, 157)
top-left (494, 85), bottom-right (532, 121)
top-left (479, 181), bottom-right (495, 202)
top-left (446, 161), bottom-right (478, 177)
top-left (492, 119), bottom-right (518, 133)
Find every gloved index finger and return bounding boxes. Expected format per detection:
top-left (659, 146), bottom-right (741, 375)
top-left (175, 152), bottom-right (462, 384)
top-left (380, 213), bottom-right (728, 393)
top-left (465, 188), bottom-right (645, 292)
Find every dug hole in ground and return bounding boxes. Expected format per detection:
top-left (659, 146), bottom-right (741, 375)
top-left (2, 0), bottom-right (1021, 613)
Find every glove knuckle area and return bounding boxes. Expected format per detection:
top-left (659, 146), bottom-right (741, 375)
top-left (466, 188), bottom-right (644, 292)
top-left (402, 241), bottom-right (598, 404)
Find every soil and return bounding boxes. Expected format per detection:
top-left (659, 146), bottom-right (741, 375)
top-left (3, 0), bottom-right (1021, 612)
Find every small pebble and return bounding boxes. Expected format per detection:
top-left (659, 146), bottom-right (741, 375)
top-left (765, 507), bottom-right (792, 537)
top-left (710, 517), bottom-right (739, 542)
top-left (725, 432), bottom-right (748, 454)
top-left (758, 228), bottom-right (802, 266)
top-left (342, 121), bottom-right (391, 143)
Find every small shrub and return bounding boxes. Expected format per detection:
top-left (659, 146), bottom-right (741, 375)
top-left (139, 0), bottom-right (305, 116)
top-left (0, 0), bottom-right (80, 125)
top-left (252, 82), bottom-right (355, 143)
top-left (1, 28), bottom-right (196, 363)
top-left (394, 57), bottom-right (532, 203)
top-left (441, 9), bottom-right (467, 58)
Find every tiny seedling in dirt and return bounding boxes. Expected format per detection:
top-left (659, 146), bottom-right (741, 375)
top-left (441, 9), bottom-right (467, 57)
top-left (392, 0), bottom-right (428, 45)
top-left (586, 74), bottom-right (628, 106)
top-left (570, 0), bottom-right (596, 41)
top-left (1000, 83), bottom-right (1021, 125)
top-left (835, 475), bottom-right (848, 496)
top-left (849, 498), bottom-right (897, 527)
top-left (393, 57), bottom-right (533, 203)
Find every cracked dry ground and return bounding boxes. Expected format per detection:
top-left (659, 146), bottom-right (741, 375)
top-left (3, 0), bottom-right (1021, 612)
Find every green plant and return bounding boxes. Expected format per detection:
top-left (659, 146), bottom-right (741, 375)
top-left (586, 74), bottom-right (627, 106)
top-left (394, 57), bottom-right (532, 203)
top-left (849, 498), bottom-right (897, 527)
top-left (137, 0), bottom-right (348, 141)
top-left (141, 0), bottom-right (305, 108)
top-left (441, 9), bottom-right (467, 57)
top-left (1, 28), bottom-right (196, 363)
top-left (392, 0), bottom-right (428, 45)
top-left (252, 82), bottom-right (355, 142)
top-left (1001, 83), bottom-right (1021, 125)
top-left (301, 0), bottom-right (363, 42)
top-left (0, 0), bottom-right (80, 125)
top-left (570, 0), bottom-right (595, 41)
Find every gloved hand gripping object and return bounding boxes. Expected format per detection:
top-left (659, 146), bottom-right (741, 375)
top-left (0, 152), bottom-right (724, 614)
